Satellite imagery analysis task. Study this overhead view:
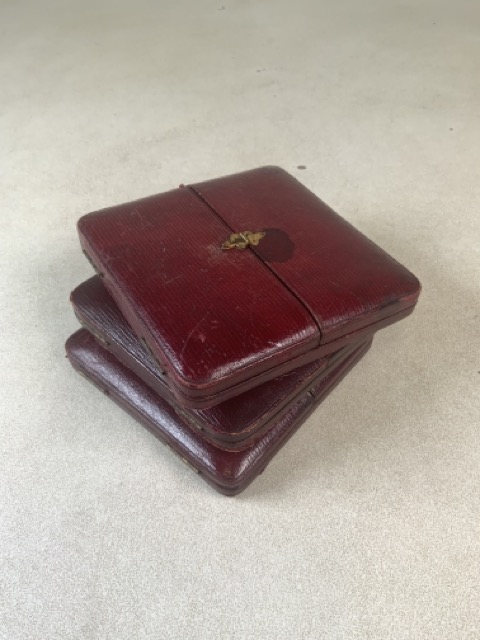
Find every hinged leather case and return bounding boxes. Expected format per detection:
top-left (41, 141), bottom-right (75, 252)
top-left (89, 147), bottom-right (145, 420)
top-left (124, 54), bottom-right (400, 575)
top-left (77, 166), bottom-right (420, 408)
top-left (66, 329), bottom-right (371, 495)
top-left (71, 276), bottom-right (364, 450)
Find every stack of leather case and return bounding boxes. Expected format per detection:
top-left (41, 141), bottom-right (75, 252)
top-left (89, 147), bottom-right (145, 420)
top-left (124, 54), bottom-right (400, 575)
top-left (66, 166), bottom-right (420, 495)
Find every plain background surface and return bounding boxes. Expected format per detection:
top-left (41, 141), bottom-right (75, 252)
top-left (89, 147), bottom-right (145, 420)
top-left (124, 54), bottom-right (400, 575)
top-left (1, 1), bottom-right (480, 638)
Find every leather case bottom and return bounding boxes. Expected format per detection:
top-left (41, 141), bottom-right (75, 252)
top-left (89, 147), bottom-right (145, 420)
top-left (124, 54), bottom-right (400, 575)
top-left (66, 329), bottom-right (372, 495)
top-left (71, 276), bottom-right (367, 450)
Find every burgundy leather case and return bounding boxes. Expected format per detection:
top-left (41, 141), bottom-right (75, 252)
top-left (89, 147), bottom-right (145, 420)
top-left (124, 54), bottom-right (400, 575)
top-left (77, 166), bottom-right (420, 408)
top-left (71, 277), bottom-right (364, 450)
top-left (66, 329), bottom-right (371, 495)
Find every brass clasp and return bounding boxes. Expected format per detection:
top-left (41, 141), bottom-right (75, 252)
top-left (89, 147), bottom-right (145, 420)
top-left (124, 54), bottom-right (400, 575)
top-left (221, 231), bottom-right (266, 250)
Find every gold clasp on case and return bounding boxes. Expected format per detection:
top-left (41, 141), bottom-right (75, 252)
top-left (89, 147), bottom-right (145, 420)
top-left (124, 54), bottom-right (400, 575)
top-left (221, 231), bottom-right (266, 250)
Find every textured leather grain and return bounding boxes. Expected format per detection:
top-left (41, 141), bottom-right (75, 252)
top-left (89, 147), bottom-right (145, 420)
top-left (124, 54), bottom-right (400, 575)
top-left (65, 329), bottom-right (372, 495)
top-left (71, 277), bottom-right (363, 449)
top-left (192, 167), bottom-right (421, 343)
top-left (77, 166), bottom-right (420, 406)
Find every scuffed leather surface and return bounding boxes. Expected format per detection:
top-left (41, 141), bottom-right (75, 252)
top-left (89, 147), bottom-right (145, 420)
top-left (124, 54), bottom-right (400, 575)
top-left (65, 329), bottom-right (372, 495)
top-left (192, 166), bottom-right (421, 344)
top-left (77, 166), bottom-right (419, 405)
top-left (77, 183), bottom-right (317, 395)
top-left (71, 276), bottom-right (364, 448)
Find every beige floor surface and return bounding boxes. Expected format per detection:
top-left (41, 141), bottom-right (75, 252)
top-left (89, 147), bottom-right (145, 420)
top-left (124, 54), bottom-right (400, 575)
top-left (1, 1), bottom-right (479, 638)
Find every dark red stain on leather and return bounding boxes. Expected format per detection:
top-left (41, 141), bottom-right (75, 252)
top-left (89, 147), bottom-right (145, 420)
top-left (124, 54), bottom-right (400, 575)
top-left (255, 228), bottom-right (295, 263)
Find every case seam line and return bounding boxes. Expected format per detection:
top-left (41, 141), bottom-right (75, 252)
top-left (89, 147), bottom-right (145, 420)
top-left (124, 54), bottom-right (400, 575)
top-left (187, 185), bottom-right (323, 343)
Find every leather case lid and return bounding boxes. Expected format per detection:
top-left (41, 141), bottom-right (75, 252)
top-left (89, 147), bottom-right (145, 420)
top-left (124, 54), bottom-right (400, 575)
top-left (192, 166), bottom-right (421, 344)
top-left (65, 329), bottom-right (371, 495)
top-left (78, 183), bottom-right (317, 395)
top-left (71, 276), bottom-right (360, 448)
top-left (77, 166), bottom-right (420, 402)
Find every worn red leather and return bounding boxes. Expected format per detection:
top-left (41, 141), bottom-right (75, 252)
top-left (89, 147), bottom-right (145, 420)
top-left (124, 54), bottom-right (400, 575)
top-left (65, 329), bottom-right (372, 495)
top-left (77, 166), bottom-right (420, 407)
top-left (71, 276), bottom-right (365, 449)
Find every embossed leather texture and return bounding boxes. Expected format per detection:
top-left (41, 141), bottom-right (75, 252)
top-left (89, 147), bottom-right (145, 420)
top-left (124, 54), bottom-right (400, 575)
top-left (71, 276), bottom-right (365, 449)
top-left (65, 329), bottom-right (372, 495)
top-left (77, 166), bottom-right (420, 407)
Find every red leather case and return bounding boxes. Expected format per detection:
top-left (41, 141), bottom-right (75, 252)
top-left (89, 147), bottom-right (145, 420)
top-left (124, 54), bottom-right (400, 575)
top-left (77, 166), bottom-right (420, 408)
top-left (65, 329), bottom-right (371, 495)
top-left (71, 276), bottom-right (364, 450)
